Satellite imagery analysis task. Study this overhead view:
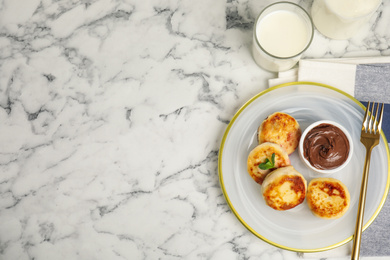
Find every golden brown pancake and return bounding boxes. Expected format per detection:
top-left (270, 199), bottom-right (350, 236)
top-left (306, 178), bottom-right (350, 219)
top-left (247, 142), bottom-right (290, 185)
top-left (261, 166), bottom-right (307, 211)
top-left (258, 112), bottom-right (301, 154)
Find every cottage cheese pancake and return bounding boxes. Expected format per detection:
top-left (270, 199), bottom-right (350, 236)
top-left (247, 142), bottom-right (290, 185)
top-left (262, 166), bottom-right (307, 211)
top-left (258, 112), bottom-right (301, 154)
top-left (306, 178), bottom-right (350, 219)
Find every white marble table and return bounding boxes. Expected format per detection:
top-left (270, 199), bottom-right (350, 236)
top-left (0, 0), bottom-right (389, 259)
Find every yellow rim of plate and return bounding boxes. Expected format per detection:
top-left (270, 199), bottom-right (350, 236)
top-left (218, 81), bottom-right (390, 253)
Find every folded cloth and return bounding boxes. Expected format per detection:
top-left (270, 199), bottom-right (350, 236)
top-left (269, 57), bottom-right (390, 258)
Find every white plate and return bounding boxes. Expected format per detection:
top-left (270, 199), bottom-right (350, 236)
top-left (218, 82), bottom-right (390, 252)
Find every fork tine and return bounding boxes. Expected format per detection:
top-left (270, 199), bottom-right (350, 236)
top-left (373, 102), bottom-right (379, 133)
top-left (369, 102), bottom-right (375, 133)
top-left (377, 103), bottom-right (384, 133)
top-left (362, 101), bottom-right (371, 132)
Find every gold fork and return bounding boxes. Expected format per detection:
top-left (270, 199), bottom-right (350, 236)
top-left (351, 101), bottom-right (384, 260)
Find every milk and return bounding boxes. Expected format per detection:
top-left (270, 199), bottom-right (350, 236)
top-left (311, 0), bottom-right (382, 40)
top-left (256, 11), bottom-right (309, 58)
top-left (252, 2), bottom-right (313, 72)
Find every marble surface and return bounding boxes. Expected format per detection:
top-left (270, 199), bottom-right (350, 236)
top-left (0, 0), bottom-right (389, 259)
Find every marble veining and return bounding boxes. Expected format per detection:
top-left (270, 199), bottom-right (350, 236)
top-left (0, 0), bottom-right (389, 259)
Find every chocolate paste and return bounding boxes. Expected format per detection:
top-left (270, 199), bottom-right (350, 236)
top-left (303, 123), bottom-right (350, 170)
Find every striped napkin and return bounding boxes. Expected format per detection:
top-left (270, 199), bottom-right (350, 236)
top-left (268, 57), bottom-right (390, 258)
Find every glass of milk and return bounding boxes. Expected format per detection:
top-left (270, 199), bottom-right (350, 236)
top-left (311, 0), bottom-right (382, 40)
top-left (252, 2), bottom-right (314, 72)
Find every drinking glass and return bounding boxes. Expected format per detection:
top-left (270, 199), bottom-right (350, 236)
top-left (252, 2), bottom-right (314, 72)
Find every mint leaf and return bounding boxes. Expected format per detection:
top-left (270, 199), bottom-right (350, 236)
top-left (258, 153), bottom-right (276, 170)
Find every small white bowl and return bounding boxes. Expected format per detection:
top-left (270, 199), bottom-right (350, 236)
top-left (299, 120), bottom-right (353, 174)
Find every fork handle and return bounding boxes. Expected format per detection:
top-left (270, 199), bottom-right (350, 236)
top-left (351, 146), bottom-right (373, 260)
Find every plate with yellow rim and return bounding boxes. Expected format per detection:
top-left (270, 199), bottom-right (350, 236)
top-left (218, 82), bottom-right (390, 252)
